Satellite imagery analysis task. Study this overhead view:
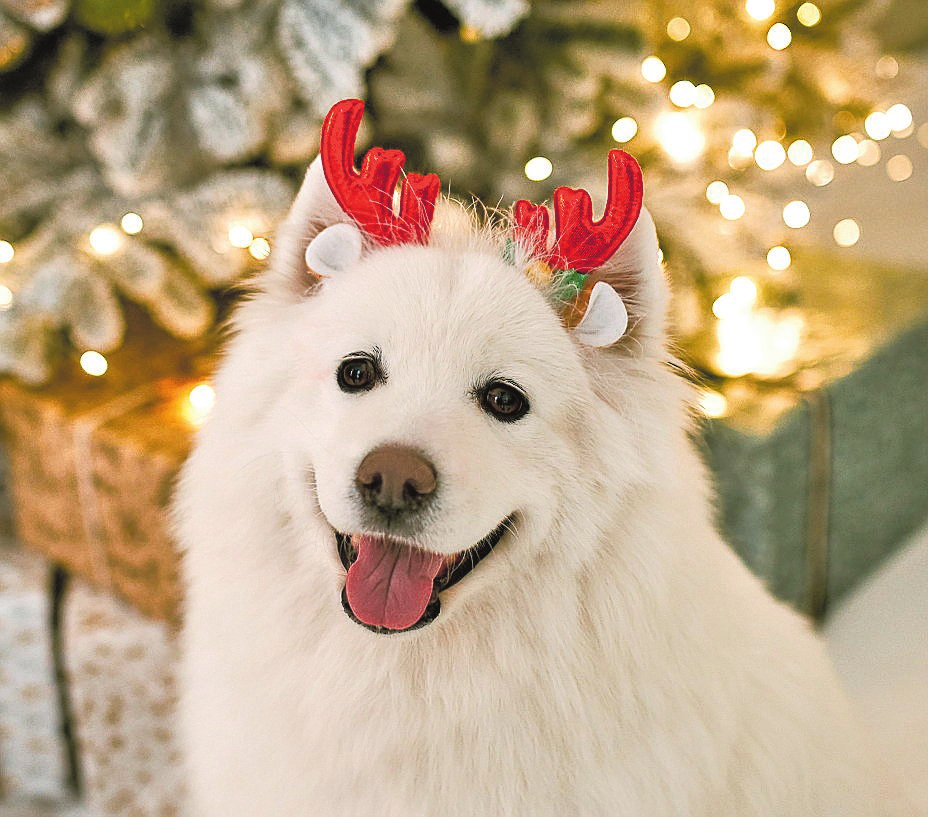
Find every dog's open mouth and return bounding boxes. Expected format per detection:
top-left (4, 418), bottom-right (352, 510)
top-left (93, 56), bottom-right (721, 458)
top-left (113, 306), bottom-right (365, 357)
top-left (336, 518), bottom-right (512, 635)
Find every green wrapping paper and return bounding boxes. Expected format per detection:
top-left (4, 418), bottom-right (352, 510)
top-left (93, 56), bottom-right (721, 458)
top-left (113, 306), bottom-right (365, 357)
top-left (690, 251), bottom-right (928, 618)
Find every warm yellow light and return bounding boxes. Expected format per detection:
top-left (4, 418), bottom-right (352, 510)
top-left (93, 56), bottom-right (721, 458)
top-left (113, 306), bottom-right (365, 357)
top-left (641, 56), bottom-right (667, 83)
top-left (184, 382), bottom-right (217, 427)
top-left (745, 0), bottom-right (776, 22)
top-left (693, 84), bottom-right (715, 109)
top-left (80, 351), bottom-right (108, 377)
top-left (796, 2), bottom-right (821, 26)
top-left (715, 309), bottom-right (804, 378)
top-left (249, 237), bottom-right (271, 260)
top-left (120, 212), bottom-right (143, 235)
top-left (833, 219), bottom-right (861, 247)
top-left (712, 293), bottom-right (738, 320)
top-left (719, 194), bottom-right (746, 221)
top-left (699, 390), bottom-right (728, 418)
top-left (0, 240), bottom-right (13, 264)
top-left (886, 154), bottom-right (913, 182)
top-left (0, 285), bottom-right (12, 309)
top-left (190, 383), bottom-right (216, 412)
top-left (766, 23), bottom-right (792, 50)
top-left (228, 223), bottom-right (254, 249)
top-left (729, 276), bottom-right (758, 307)
top-left (654, 111), bottom-right (706, 164)
top-left (611, 117), bottom-right (638, 143)
top-left (524, 157), bottom-right (553, 181)
top-left (706, 181), bottom-right (729, 204)
top-left (88, 224), bottom-right (123, 256)
top-left (669, 80), bottom-right (697, 108)
top-left (856, 140), bottom-right (881, 166)
top-left (731, 128), bottom-right (758, 156)
top-left (754, 140), bottom-right (786, 170)
top-left (766, 246), bottom-right (791, 271)
top-left (886, 103), bottom-right (913, 133)
top-left (666, 17), bottom-right (691, 41)
top-left (805, 159), bottom-right (835, 186)
top-left (783, 200), bottom-right (811, 228)
top-left (864, 111), bottom-right (891, 141)
top-left (875, 56), bottom-right (899, 79)
top-left (787, 139), bottom-right (813, 166)
top-left (831, 135), bottom-right (859, 164)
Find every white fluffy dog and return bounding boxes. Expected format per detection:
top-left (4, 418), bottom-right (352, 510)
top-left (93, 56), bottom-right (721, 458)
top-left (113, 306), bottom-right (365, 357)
top-left (176, 103), bottom-right (902, 816)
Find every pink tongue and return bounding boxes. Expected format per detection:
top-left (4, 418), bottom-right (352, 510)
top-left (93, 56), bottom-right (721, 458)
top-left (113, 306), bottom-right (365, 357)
top-left (345, 535), bottom-right (444, 630)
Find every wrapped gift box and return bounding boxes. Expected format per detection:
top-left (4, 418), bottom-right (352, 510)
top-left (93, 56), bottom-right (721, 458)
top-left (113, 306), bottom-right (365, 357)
top-left (0, 543), bottom-right (71, 802)
top-left (691, 251), bottom-right (928, 618)
top-left (0, 316), bottom-right (211, 623)
top-left (62, 579), bottom-right (188, 817)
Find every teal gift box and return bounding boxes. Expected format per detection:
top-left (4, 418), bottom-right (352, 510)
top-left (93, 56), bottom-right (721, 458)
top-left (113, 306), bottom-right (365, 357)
top-left (688, 251), bottom-right (928, 619)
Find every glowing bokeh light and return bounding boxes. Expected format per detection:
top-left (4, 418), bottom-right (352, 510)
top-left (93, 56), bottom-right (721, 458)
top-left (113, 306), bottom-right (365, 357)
top-left (767, 23), bottom-right (792, 50)
top-left (641, 56), bottom-right (667, 83)
top-left (120, 212), bottom-right (143, 235)
top-left (755, 140), bottom-right (786, 170)
top-left (745, 0), bottom-right (776, 22)
top-left (797, 2), bottom-right (821, 26)
top-left (886, 154), bottom-right (913, 182)
top-left (719, 194), bottom-right (746, 220)
top-left (783, 200), bottom-right (811, 228)
top-left (833, 219), bottom-right (861, 247)
top-left (787, 139), bottom-right (813, 166)
top-left (667, 17), bottom-right (691, 41)
top-left (88, 224), bottom-right (123, 256)
top-left (611, 117), bottom-right (638, 143)
top-left (654, 111), bottom-right (706, 164)
top-left (805, 159), bottom-right (835, 186)
top-left (706, 181), bottom-right (729, 204)
top-left (80, 351), bottom-right (108, 377)
top-left (831, 135), bottom-right (859, 164)
top-left (767, 246), bottom-right (791, 271)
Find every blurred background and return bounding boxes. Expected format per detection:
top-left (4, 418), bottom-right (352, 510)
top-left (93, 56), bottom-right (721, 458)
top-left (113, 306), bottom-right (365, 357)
top-left (0, 0), bottom-right (926, 814)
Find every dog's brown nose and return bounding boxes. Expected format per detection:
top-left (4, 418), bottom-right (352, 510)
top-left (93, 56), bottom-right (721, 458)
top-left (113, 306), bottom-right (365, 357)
top-left (356, 445), bottom-right (437, 514)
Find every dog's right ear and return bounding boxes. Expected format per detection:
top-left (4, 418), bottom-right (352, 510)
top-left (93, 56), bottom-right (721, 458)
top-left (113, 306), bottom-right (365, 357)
top-left (261, 156), bottom-right (355, 301)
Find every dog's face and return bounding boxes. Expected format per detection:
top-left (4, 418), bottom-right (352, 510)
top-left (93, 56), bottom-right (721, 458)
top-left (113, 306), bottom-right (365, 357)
top-left (277, 238), bottom-right (607, 632)
top-left (196, 158), bottom-right (668, 637)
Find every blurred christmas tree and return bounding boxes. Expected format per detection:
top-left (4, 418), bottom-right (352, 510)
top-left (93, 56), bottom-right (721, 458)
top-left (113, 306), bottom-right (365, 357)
top-left (0, 0), bottom-right (922, 382)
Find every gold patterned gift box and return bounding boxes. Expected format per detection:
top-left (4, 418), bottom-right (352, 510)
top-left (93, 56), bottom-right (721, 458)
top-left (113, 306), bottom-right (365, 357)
top-left (63, 578), bottom-right (188, 817)
top-left (0, 319), bottom-right (212, 624)
top-left (0, 543), bottom-right (70, 802)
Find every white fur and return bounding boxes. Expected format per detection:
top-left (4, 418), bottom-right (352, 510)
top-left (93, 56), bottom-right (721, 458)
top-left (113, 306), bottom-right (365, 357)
top-left (175, 158), bottom-right (908, 816)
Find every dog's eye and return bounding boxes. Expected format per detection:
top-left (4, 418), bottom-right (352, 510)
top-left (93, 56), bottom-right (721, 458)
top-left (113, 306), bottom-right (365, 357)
top-left (337, 357), bottom-right (378, 392)
top-left (481, 382), bottom-right (529, 423)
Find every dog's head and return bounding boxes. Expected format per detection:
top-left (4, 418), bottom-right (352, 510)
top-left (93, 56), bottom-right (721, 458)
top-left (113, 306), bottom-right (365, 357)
top-left (199, 101), bottom-right (679, 637)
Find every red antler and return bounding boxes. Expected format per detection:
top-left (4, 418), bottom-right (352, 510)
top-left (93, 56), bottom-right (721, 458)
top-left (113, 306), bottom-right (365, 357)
top-left (321, 99), bottom-right (441, 246)
top-left (513, 150), bottom-right (644, 273)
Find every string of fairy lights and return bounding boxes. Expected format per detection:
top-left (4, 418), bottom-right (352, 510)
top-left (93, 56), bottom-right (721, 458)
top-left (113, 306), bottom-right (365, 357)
top-left (0, 0), bottom-right (925, 424)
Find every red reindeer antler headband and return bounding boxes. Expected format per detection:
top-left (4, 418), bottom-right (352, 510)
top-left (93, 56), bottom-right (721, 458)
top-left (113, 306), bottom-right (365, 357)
top-left (319, 99), bottom-right (643, 276)
top-left (513, 150), bottom-right (643, 273)
top-left (321, 99), bottom-right (441, 245)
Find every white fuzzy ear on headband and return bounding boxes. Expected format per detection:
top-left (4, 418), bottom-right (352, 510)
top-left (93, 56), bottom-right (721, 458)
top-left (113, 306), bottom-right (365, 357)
top-left (304, 222), bottom-right (363, 277)
top-left (571, 281), bottom-right (629, 347)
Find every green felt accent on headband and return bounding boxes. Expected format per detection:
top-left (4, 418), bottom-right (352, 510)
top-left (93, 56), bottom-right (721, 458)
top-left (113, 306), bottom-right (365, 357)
top-left (550, 269), bottom-right (588, 303)
top-left (502, 238), bottom-right (518, 265)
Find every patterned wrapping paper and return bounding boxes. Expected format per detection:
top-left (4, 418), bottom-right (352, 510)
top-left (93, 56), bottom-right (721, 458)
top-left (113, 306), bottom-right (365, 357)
top-left (62, 579), bottom-right (188, 817)
top-left (691, 252), bottom-right (928, 618)
top-left (0, 316), bottom-right (212, 624)
top-left (0, 543), bottom-right (70, 802)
